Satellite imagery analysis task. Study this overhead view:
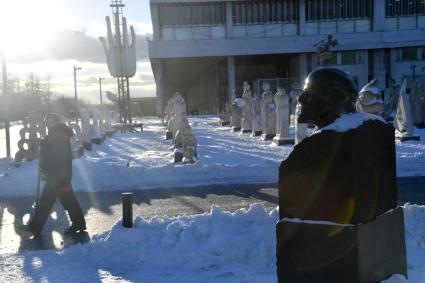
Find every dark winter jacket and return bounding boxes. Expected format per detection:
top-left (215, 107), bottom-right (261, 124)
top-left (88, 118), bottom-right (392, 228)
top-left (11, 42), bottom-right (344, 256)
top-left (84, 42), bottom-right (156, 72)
top-left (40, 123), bottom-right (74, 188)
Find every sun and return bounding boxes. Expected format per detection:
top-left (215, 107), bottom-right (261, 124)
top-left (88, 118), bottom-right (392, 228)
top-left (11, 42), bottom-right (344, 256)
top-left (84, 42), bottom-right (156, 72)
top-left (0, 0), bottom-right (67, 57)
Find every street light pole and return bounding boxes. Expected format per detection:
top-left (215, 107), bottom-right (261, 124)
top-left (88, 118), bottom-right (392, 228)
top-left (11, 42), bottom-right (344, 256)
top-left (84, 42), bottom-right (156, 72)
top-left (73, 66), bottom-right (82, 123)
top-left (1, 49), bottom-right (10, 158)
top-left (99, 77), bottom-right (105, 106)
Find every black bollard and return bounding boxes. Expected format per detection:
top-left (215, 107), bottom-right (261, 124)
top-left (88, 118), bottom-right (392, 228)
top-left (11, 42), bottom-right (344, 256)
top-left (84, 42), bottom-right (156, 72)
top-left (122, 192), bottom-right (133, 228)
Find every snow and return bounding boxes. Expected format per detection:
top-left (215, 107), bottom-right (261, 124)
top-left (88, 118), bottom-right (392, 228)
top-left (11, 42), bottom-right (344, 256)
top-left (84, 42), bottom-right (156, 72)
top-left (0, 115), bottom-right (425, 197)
top-left (0, 204), bottom-right (424, 282)
top-left (382, 274), bottom-right (409, 283)
top-left (316, 112), bottom-right (386, 133)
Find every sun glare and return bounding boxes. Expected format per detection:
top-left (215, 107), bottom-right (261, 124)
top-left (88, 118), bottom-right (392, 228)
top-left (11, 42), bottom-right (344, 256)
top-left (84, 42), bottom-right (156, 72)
top-left (0, 0), bottom-right (67, 57)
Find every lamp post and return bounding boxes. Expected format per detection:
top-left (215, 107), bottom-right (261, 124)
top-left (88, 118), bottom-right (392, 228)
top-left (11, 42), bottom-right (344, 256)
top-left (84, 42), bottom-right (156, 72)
top-left (73, 66), bottom-right (82, 123)
top-left (99, 77), bottom-right (105, 106)
top-left (1, 49), bottom-right (10, 158)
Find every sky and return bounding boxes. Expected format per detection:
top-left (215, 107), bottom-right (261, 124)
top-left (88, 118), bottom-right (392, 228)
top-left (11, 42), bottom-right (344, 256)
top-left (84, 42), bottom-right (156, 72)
top-left (0, 0), bottom-right (154, 103)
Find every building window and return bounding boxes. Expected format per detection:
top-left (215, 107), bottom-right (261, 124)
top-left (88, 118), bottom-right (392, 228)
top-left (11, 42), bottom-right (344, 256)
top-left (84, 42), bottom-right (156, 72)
top-left (386, 0), bottom-right (425, 17)
top-left (233, 0), bottom-right (299, 24)
top-left (397, 47), bottom-right (418, 61)
top-left (341, 51), bottom-right (362, 65)
top-left (159, 3), bottom-right (226, 27)
top-left (306, 0), bottom-right (372, 21)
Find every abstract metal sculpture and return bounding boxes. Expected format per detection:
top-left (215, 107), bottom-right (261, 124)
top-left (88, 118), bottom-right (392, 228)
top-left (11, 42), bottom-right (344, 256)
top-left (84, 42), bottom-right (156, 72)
top-left (99, 0), bottom-right (136, 124)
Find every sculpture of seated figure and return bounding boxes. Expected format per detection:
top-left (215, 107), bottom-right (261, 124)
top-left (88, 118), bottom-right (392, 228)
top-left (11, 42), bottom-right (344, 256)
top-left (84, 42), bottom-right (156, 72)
top-left (276, 68), bottom-right (406, 283)
top-left (174, 122), bottom-right (197, 164)
top-left (260, 81), bottom-right (276, 140)
top-left (241, 81), bottom-right (253, 133)
top-left (356, 79), bottom-right (384, 116)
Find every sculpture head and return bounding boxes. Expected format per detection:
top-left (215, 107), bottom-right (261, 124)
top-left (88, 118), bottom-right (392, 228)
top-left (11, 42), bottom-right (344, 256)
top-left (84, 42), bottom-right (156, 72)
top-left (298, 68), bottom-right (357, 128)
top-left (243, 81), bottom-right (250, 91)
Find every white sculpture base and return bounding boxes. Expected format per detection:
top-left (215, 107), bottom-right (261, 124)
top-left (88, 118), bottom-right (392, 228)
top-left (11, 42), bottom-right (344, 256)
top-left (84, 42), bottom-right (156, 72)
top-left (273, 135), bottom-right (295, 145)
top-left (261, 133), bottom-right (276, 141)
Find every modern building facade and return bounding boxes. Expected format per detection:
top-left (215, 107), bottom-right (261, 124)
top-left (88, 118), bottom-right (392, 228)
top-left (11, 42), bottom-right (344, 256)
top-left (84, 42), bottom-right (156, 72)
top-left (149, 0), bottom-right (425, 115)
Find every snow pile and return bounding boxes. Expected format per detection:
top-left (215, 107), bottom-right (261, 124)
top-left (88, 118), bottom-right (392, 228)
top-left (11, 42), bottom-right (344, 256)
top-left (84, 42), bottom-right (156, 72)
top-left (382, 274), bottom-right (408, 283)
top-left (0, 204), bottom-right (279, 283)
top-left (317, 112), bottom-right (386, 133)
top-left (2, 204), bottom-right (425, 282)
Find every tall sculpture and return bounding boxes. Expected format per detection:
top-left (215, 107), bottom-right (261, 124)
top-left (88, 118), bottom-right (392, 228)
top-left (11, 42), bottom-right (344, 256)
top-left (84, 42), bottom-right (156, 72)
top-left (260, 81), bottom-right (276, 140)
top-left (240, 81), bottom-right (253, 133)
top-left (289, 82), bottom-right (302, 116)
top-left (277, 68), bottom-right (407, 283)
top-left (394, 79), bottom-right (420, 141)
top-left (410, 82), bottom-right (425, 125)
top-left (99, 0), bottom-right (136, 124)
top-left (166, 93), bottom-right (187, 140)
top-left (383, 79), bottom-right (399, 119)
top-left (273, 88), bottom-right (294, 145)
top-left (251, 93), bottom-right (262, 136)
top-left (230, 98), bottom-right (243, 132)
top-left (80, 108), bottom-right (92, 150)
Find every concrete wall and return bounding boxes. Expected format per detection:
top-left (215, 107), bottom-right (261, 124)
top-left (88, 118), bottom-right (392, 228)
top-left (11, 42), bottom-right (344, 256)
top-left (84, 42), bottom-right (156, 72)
top-left (304, 20), bottom-right (371, 35)
top-left (390, 49), bottom-right (425, 87)
top-left (162, 26), bottom-right (226, 40)
top-left (384, 16), bottom-right (425, 31)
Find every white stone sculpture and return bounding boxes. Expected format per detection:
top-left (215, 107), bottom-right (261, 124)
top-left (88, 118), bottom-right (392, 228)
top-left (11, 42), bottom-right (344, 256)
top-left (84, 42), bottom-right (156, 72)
top-left (219, 99), bottom-right (232, 127)
top-left (99, 16), bottom-right (136, 78)
top-left (356, 79), bottom-right (384, 116)
top-left (289, 83), bottom-right (303, 116)
top-left (394, 79), bottom-right (420, 141)
top-left (295, 102), bottom-right (308, 145)
top-left (251, 93), bottom-right (262, 136)
top-left (230, 98), bottom-right (243, 132)
top-left (260, 81), bottom-right (276, 140)
top-left (166, 92), bottom-right (187, 139)
top-left (174, 124), bottom-right (198, 164)
top-left (90, 108), bottom-right (103, 145)
top-left (104, 110), bottom-right (115, 136)
top-left (241, 81), bottom-right (253, 133)
top-left (80, 108), bottom-right (92, 150)
top-left (273, 88), bottom-right (294, 145)
top-left (410, 83), bottom-right (425, 125)
top-left (384, 79), bottom-right (399, 119)
top-left (15, 112), bottom-right (45, 162)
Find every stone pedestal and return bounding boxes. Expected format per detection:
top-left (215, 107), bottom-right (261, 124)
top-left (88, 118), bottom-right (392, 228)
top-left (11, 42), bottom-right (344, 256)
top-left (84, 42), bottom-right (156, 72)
top-left (277, 118), bottom-right (406, 282)
top-left (276, 207), bottom-right (407, 283)
top-left (273, 88), bottom-right (294, 145)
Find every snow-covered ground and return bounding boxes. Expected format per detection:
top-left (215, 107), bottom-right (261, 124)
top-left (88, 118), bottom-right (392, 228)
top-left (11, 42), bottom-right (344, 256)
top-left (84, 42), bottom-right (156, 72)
top-left (0, 115), bottom-right (425, 197)
top-left (0, 204), bottom-right (424, 283)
